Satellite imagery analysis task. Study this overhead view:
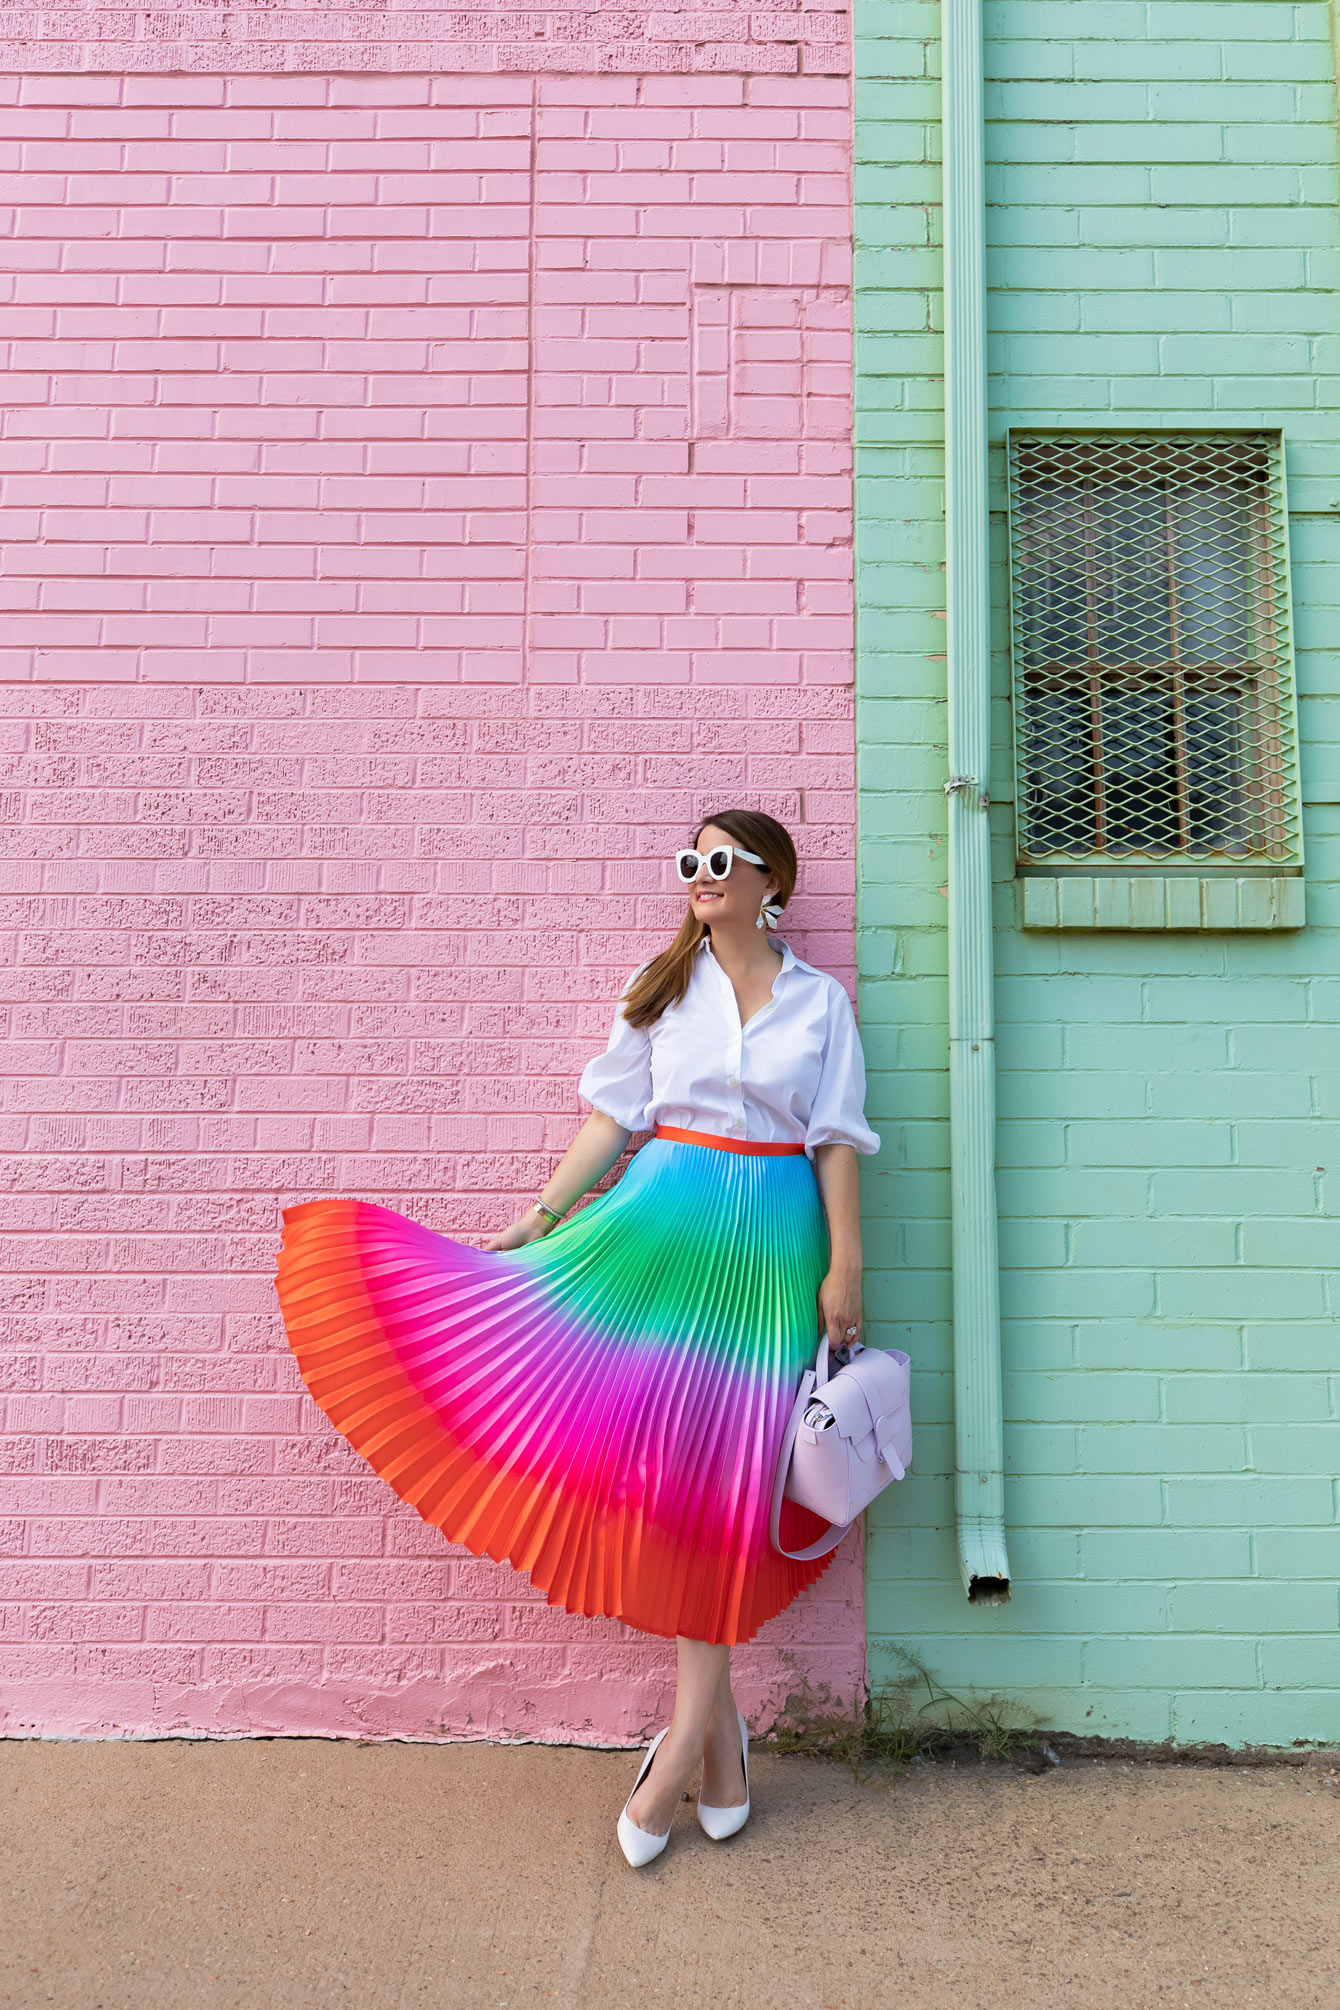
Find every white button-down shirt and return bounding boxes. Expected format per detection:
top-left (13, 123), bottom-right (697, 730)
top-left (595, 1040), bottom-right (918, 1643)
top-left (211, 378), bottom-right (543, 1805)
top-left (578, 939), bottom-right (880, 1157)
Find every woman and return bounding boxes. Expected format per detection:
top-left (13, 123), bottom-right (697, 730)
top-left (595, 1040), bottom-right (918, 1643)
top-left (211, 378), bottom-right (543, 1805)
top-left (275, 808), bottom-right (879, 1867)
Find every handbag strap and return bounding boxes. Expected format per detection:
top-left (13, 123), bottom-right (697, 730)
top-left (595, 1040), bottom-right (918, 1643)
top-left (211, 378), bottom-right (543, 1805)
top-left (768, 1341), bottom-right (852, 1563)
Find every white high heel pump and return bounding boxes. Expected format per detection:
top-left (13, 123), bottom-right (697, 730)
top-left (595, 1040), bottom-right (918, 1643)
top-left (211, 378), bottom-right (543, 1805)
top-left (697, 1710), bottom-right (750, 1841)
top-left (617, 1728), bottom-right (674, 1868)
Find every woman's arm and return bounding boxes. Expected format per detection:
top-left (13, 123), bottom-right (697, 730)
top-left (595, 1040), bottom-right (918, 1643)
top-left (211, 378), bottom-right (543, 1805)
top-left (485, 1111), bottom-right (633, 1252)
top-left (812, 1141), bottom-right (863, 1350)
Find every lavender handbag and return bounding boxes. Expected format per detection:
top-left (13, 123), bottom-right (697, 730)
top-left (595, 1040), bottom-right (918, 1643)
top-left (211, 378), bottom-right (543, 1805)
top-left (769, 1338), bottom-right (913, 1561)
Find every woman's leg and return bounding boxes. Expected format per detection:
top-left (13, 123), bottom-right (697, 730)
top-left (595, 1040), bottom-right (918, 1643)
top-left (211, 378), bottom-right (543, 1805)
top-left (700, 1653), bottom-right (748, 1809)
top-left (625, 1636), bottom-right (731, 1835)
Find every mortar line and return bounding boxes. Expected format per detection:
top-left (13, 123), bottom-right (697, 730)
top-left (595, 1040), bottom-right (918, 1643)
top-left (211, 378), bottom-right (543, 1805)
top-left (523, 75), bottom-right (539, 691)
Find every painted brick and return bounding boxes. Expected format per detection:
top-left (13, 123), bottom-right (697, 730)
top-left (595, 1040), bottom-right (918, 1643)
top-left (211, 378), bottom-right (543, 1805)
top-left (2, 6), bottom-right (852, 79)
top-left (2, 70), bottom-right (852, 695)
top-left (0, 46), bottom-right (864, 1742)
top-left (856, 0), bottom-right (1340, 1746)
top-left (1082, 1636), bottom-right (1262, 1691)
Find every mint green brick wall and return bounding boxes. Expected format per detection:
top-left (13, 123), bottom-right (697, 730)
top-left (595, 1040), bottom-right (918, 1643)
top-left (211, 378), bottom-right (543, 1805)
top-left (856, 0), bottom-right (1340, 1744)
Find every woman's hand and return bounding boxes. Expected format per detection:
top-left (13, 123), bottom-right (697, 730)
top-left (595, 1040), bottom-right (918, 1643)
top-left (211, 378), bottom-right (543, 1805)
top-left (817, 1259), bottom-right (863, 1356)
top-left (484, 1209), bottom-right (552, 1254)
top-left (483, 1114), bottom-right (631, 1256)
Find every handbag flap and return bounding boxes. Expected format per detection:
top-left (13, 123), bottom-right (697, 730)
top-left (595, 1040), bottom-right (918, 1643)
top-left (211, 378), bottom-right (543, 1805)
top-left (810, 1368), bottom-right (879, 1443)
top-left (813, 1352), bottom-right (911, 1444)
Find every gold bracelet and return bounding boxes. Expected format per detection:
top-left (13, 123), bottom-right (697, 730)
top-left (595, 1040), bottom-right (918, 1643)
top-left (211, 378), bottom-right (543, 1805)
top-left (531, 1197), bottom-right (564, 1227)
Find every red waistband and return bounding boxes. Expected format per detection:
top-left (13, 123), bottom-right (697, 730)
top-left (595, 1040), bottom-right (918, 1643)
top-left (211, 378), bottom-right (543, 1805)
top-left (654, 1123), bottom-right (806, 1158)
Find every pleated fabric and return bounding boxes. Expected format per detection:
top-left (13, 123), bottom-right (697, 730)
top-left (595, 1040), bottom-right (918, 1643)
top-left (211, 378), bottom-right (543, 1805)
top-left (275, 1135), bottom-right (838, 1644)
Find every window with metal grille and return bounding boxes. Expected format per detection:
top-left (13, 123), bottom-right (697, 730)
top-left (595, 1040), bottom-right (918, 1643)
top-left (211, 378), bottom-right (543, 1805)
top-left (1007, 432), bottom-right (1302, 869)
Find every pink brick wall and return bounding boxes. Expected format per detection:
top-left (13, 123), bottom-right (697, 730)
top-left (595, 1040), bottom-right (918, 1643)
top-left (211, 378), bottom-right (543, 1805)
top-left (1, 2), bottom-right (848, 78)
top-left (0, 30), bottom-right (861, 1742)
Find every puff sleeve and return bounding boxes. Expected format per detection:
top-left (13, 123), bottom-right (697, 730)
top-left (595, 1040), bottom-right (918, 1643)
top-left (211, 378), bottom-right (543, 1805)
top-left (806, 982), bottom-right (881, 1156)
top-left (577, 969), bottom-right (653, 1133)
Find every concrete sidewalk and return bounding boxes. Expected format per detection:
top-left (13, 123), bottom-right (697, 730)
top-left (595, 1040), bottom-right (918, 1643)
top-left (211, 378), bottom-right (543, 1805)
top-left (3, 1740), bottom-right (1336, 2010)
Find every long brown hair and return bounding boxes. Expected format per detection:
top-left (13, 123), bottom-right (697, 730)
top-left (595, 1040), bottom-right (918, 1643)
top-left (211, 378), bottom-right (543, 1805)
top-left (621, 809), bottom-right (798, 1029)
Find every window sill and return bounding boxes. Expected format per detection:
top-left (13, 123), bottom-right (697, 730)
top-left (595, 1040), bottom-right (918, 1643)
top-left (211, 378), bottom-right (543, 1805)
top-left (1020, 875), bottom-right (1305, 931)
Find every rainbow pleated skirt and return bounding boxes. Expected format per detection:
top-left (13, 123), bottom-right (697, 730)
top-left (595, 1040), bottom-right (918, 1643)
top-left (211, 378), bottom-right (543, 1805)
top-left (275, 1132), bottom-right (838, 1645)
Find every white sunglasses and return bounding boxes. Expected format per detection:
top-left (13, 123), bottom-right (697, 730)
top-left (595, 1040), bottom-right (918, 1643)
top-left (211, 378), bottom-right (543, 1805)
top-left (675, 843), bottom-right (766, 884)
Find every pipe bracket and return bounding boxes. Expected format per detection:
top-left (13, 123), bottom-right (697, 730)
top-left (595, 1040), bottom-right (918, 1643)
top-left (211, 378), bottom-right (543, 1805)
top-left (944, 774), bottom-right (990, 807)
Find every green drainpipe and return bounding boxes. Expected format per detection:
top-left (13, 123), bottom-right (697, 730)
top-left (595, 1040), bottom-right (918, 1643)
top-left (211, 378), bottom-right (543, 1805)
top-left (941, 0), bottom-right (1010, 1601)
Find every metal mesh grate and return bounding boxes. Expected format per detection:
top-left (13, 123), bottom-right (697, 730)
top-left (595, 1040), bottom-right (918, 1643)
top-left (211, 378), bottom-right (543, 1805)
top-left (1007, 432), bottom-right (1302, 867)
